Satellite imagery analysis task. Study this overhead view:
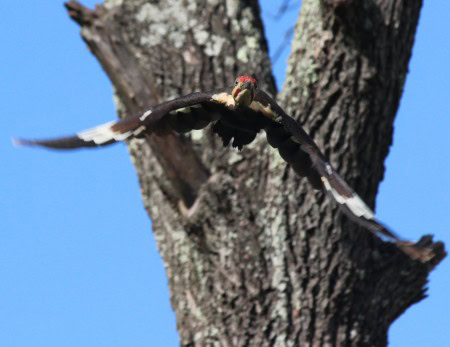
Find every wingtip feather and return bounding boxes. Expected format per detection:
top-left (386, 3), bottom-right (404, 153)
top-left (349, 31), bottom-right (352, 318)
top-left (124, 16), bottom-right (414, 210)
top-left (12, 137), bottom-right (32, 148)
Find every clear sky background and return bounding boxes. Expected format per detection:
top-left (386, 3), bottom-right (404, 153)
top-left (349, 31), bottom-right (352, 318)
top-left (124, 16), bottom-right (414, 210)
top-left (1, 1), bottom-right (449, 346)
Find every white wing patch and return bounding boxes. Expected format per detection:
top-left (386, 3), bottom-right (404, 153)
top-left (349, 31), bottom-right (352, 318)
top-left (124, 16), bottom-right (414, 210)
top-left (139, 109), bottom-right (152, 121)
top-left (77, 121), bottom-right (131, 145)
top-left (321, 176), bottom-right (375, 219)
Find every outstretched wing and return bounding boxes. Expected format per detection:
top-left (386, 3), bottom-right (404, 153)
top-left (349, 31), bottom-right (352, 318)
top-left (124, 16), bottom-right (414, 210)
top-left (14, 90), bottom-right (234, 150)
top-left (14, 85), bottom-right (398, 240)
top-left (253, 90), bottom-right (400, 241)
top-left (15, 84), bottom-right (434, 259)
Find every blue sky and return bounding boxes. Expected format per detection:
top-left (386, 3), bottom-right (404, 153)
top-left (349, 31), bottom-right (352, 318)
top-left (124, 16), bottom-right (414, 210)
top-left (1, 1), bottom-right (449, 346)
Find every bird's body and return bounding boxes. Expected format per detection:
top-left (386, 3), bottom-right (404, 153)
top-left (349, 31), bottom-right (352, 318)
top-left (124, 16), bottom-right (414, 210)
top-left (15, 75), bottom-right (432, 261)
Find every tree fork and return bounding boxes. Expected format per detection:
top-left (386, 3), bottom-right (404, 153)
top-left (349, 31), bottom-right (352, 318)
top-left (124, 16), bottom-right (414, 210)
top-left (65, 0), bottom-right (445, 345)
top-left (65, 0), bottom-right (210, 207)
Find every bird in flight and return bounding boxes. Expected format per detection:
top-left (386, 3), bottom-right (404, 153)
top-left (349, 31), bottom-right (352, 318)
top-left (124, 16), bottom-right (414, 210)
top-left (15, 75), bottom-right (432, 261)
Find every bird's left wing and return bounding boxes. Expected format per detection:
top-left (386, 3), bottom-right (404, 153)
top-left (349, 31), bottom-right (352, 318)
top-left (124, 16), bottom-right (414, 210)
top-left (254, 90), bottom-right (400, 241)
top-left (14, 90), bottom-right (231, 150)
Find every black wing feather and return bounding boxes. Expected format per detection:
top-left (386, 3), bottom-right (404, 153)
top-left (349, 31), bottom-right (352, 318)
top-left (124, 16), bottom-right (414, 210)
top-left (13, 136), bottom-right (115, 149)
top-left (15, 85), bottom-right (433, 259)
top-left (254, 90), bottom-right (400, 241)
top-left (15, 86), bottom-right (400, 242)
top-left (14, 92), bottom-right (223, 150)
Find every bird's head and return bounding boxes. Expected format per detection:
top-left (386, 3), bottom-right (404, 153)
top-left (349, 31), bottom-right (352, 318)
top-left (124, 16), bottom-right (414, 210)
top-left (232, 76), bottom-right (258, 106)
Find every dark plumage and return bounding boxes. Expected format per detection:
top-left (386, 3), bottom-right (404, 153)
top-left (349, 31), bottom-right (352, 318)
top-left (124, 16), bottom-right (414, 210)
top-left (15, 75), bottom-right (431, 261)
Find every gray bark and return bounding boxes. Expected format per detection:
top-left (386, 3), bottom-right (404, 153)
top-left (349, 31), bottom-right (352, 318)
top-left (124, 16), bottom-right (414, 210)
top-left (65, 0), bottom-right (445, 345)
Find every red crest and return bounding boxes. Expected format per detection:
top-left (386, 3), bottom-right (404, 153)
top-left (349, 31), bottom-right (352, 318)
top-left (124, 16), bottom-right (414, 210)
top-left (238, 76), bottom-right (258, 85)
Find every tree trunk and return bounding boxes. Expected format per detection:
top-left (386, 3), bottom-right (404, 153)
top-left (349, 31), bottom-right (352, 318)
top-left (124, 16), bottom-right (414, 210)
top-left (65, 0), bottom-right (445, 345)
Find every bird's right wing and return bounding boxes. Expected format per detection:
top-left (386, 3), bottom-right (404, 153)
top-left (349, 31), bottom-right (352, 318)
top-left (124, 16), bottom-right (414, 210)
top-left (14, 90), bottom-right (232, 150)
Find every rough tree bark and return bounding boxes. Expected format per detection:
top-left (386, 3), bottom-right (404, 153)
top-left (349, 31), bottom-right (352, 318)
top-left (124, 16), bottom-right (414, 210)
top-left (65, 0), bottom-right (445, 345)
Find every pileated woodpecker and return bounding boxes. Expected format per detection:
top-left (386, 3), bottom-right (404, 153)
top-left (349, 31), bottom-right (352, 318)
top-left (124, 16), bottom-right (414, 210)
top-left (15, 75), bottom-right (433, 261)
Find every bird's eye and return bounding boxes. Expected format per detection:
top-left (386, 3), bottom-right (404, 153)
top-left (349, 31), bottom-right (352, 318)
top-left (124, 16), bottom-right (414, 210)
top-left (235, 79), bottom-right (239, 86)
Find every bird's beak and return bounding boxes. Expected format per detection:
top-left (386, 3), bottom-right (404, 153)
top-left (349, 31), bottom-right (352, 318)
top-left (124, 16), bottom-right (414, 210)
top-left (232, 81), bottom-right (255, 106)
top-left (232, 85), bottom-right (241, 99)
